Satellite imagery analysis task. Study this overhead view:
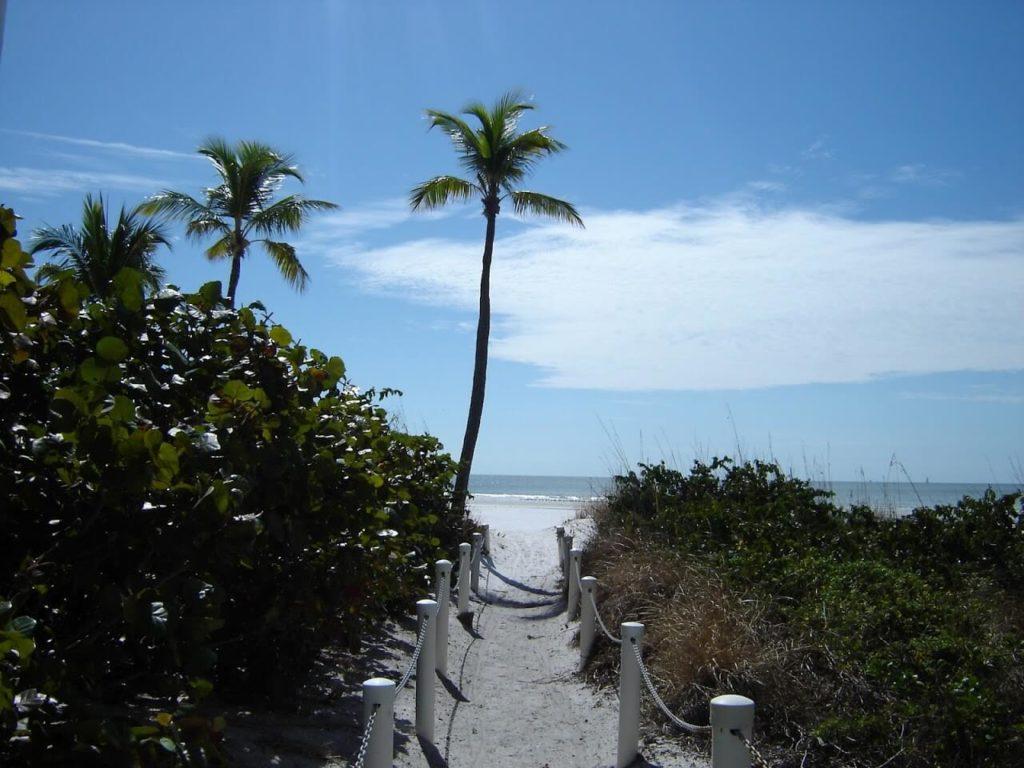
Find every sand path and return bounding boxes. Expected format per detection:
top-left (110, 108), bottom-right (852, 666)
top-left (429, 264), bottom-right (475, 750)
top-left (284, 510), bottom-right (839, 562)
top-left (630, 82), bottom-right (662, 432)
top-left (387, 507), bottom-right (706, 768)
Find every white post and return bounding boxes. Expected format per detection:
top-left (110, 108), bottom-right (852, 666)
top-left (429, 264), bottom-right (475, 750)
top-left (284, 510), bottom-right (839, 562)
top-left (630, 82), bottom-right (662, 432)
top-left (579, 576), bottom-right (597, 666)
top-left (562, 534), bottom-right (574, 592)
top-left (616, 622), bottom-right (644, 768)
top-left (710, 694), bottom-right (755, 768)
top-left (470, 532), bottom-right (484, 593)
top-left (482, 523), bottom-right (491, 554)
top-left (434, 560), bottom-right (452, 675)
top-left (457, 543), bottom-right (471, 616)
top-left (362, 677), bottom-right (395, 768)
top-left (556, 527), bottom-right (565, 569)
top-left (567, 548), bottom-right (583, 618)
top-left (415, 599), bottom-right (438, 742)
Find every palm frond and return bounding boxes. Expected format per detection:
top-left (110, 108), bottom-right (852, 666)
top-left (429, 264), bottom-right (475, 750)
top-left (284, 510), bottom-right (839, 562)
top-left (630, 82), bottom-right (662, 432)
top-left (260, 240), bottom-right (309, 291)
top-left (409, 175), bottom-right (479, 211)
top-left (247, 195), bottom-right (338, 237)
top-left (205, 235), bottom-right (233, 261)
top-left (509, 191), bottom-right (584, 227)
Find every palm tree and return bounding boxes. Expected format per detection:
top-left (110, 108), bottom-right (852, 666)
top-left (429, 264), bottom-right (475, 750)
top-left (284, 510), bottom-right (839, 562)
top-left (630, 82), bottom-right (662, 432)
top-left (31, 193), bottom-right (170, 297)
top-left (410, 91), bottom-right (583, 515)
top-left (140, 138), bottom-right (337, 307)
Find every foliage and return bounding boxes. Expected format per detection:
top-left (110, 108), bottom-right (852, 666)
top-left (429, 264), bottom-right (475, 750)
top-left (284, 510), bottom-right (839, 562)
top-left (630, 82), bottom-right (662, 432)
top-left (30, 193), bottom-right (171, 296)
top-left (602, 458), bottom-right (1024, 767)
top-left (140, 138), bottom-right (336, 305)
top-left (1, 205), bottom-right (460, 766)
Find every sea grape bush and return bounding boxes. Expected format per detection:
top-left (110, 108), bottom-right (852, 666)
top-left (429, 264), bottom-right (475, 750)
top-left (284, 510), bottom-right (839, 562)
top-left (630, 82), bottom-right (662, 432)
top-left (0, 206), bottom-right (461, 765)
top-left (606, 458), bottom-right (1023, 767)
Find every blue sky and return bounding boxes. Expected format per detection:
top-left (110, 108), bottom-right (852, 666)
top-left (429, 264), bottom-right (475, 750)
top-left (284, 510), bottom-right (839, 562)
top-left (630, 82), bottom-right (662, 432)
top-left (1, 1), bottom-right (1022, 482)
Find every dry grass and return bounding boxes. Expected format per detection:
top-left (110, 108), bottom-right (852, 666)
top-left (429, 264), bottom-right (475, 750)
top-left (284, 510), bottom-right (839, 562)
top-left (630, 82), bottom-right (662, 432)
top-left (579, 509), bottom-right (878, 766)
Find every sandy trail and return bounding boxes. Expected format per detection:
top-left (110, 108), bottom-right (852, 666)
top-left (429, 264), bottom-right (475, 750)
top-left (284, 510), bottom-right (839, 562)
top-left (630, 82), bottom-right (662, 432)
top-left (387, 502), bottom-right (706, 768)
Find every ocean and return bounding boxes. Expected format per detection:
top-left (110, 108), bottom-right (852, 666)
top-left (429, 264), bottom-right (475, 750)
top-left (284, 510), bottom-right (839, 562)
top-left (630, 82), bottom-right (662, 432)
top-left (469, 474), bottom-right (1022, 516)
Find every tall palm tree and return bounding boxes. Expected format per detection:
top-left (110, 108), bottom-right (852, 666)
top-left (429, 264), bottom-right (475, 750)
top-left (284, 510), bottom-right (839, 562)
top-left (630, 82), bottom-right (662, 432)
top-left (140, 138), bottom-right (337, 307)
top-left (410, 91), bottom-right (583, 515)
top-left (31, 193), bottom-right (170, 297)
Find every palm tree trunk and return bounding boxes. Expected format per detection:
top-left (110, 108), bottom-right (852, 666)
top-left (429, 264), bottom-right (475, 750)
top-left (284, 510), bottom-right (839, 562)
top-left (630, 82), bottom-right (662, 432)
top-left (226, 248), bottom-right (242, 308)
top-left (452, 210), bottom-right (497, 516)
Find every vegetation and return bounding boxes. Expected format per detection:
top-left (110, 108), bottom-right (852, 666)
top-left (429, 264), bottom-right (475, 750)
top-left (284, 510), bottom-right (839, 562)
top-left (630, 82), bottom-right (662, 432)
top-left (585, 458), bottom-right (1023, 767)
top-left (30, 193), bottom-right (170, 296)
top-left (410, 90), bottom-right (583, 515)
top-left (1, 205), bottom-right (464, 766)
top-left (141, 138), bottom-right (336, 307)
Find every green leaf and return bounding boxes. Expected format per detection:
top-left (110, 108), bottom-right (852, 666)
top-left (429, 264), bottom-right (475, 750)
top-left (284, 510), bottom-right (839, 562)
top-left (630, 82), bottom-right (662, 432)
top-left (155, 443), bottom-right (179, 479)
top-left (222, 380), bottom-right (252, 401)
top-left (0, 293), bottom-right (27, 331)
top-left (112, 268), bottom-right (144, 312)
top-left (158, 737), bottom-right (177, 752)
top-left (105, 395), bottom-right (136, 422)
top-left (54, 387), bottom-right (89, 414)
top-left (1, 238), bottom-right (26, 269)
top-left (96, 336), bottom-right (128, 362)
top-left (198, 280), bottom-right (223, 307)
top-left (327, 356), bottom-right (345, 380)
top-left (269, 325), bottom-right (292, 346)
top-left (7, 616), bottom-right (37, 635)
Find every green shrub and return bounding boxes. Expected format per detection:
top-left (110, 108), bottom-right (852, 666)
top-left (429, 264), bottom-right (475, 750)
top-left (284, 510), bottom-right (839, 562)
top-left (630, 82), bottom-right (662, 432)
top-left (601, 458), bottom-right (1023, 767)
top-left (1, 206), bottom-right (461, 765)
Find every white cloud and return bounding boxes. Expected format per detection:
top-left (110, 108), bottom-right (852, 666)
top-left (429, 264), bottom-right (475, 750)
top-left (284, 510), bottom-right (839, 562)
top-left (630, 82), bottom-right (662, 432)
top-left (303, 198), bottom-right (467, 243)
top-left (802, 138), bottom-right (833, 160)
top-left (890, 163), bottom-right (958, 186)
top-left (0, 166), bottom-right (171, 195)
top-left (323, 199), bottom-right (1024, 391)
top-left (4, 129), bottom-right (196, 161)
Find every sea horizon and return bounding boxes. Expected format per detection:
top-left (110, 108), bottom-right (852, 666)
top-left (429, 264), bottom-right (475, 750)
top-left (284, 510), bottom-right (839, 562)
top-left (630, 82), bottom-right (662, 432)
top-left (469, 473), bottom-right (1023, 515)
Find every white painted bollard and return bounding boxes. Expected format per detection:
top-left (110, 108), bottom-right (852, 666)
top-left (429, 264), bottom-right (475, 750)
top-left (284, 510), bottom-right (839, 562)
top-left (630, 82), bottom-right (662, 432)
top-left (457, 543), bottom-right (471, 616)
top-left (470, 532), bottom-right (484, 593)
top-left (562, 534), bottom-right (574, 592)
top-left (362, 677), bottom-right (394, 768)
top-left (567, 548), bottom-right (583, 618)
top-left (579, 576), bottom-right (597, 666)
top-left (482, 524), bottom-right (491, 554)
top-left (415, 599), bottom-right (438, 742)
top-left (710, 694), bottom-right (755, 768)
top-left (616, 622), bottom-right (644, 768)
top-left (434, 560), bottom-right (452, 675)
top-left (556, 527), bottom-right (565, 569)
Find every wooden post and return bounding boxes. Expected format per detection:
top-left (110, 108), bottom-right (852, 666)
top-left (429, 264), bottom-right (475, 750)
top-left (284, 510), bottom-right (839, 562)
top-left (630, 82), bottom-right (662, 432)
top-left (556, 526), bottom-right (565, 569)
top-left (579, 576), bottom-right (597, 667)
top-left (567, 548), bottom-right (583, 618)
top-left (471, 532), bottom-right (484, 593)
top-left (362, 677), bottom-right (394, 768)
top-left (457, 542), bottom-right (471, 616)
top-left (482, 524), bottom-right (491, 554)
top-left (434, 560), bottom-right (452, 675)
top-left (616, 622), bottom-right (644, 768)
top-left (711, 694), bottom-right (755, 768)
top-left (562, 534), bottom-right (574, 593)
top-left (415, 599), bottom-right (438, 742)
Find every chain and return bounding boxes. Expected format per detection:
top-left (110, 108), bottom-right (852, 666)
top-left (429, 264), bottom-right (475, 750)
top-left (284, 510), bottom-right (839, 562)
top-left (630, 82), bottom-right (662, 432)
top-left (730, 728), bottom-right (771, 768)
top-left (630, 639), bottom-right (712, 734)
top-left (394, 620), bottom-right (429, 695)
top-left (352, 706), bottom-right (378, 768)
top-left (589, 588), bottom-right (622, 644)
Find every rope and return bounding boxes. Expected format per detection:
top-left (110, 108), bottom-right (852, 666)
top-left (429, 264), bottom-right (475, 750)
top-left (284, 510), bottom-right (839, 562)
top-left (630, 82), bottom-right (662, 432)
top-left (731, 728), bottom-right (771, 768)
top-left (394, 621), bottom-right (429, 696)
top-left (589, 589), bottom-right (622, 645)
top-left (352, 705), bottom-right (377, 768)
top-left (630, 639), bottom-right (711, 734)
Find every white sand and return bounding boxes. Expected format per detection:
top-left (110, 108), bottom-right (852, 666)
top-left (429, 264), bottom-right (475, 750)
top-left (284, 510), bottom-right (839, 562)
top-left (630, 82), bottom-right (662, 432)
top-left (225, 498), bottom-right (708, 767)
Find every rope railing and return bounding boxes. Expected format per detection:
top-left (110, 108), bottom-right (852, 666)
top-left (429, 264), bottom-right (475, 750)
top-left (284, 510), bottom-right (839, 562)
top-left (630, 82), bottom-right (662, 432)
top-left (394, 620), bottom-right (429, 695)
top-left (562, 529), bottom-right (769, 768)
top-left (349, 530), bottom-right (490, 768)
